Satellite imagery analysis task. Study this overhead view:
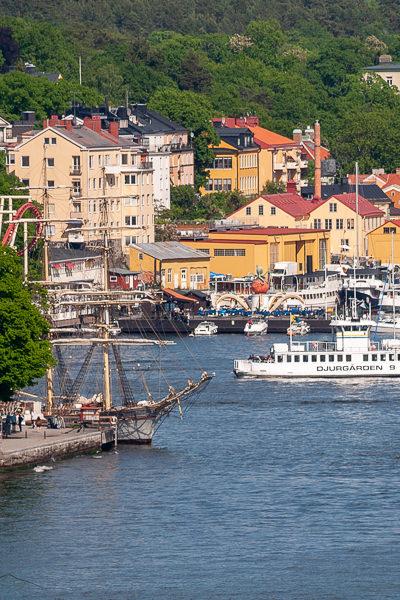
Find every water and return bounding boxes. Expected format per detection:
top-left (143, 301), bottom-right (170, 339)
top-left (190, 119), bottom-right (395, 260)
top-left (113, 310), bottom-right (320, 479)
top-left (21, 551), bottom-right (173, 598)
top-left (1, 333), bottom-right (400, 599)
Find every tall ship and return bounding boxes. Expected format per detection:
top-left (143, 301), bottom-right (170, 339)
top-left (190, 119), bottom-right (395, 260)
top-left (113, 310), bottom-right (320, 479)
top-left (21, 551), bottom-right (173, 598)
top-left (233, 317), bottom-right (400, 378)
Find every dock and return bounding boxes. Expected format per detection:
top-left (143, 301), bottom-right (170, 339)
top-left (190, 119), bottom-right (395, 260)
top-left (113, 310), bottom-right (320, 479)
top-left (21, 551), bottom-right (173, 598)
top-left (0, 426), bottom-right (116, 469)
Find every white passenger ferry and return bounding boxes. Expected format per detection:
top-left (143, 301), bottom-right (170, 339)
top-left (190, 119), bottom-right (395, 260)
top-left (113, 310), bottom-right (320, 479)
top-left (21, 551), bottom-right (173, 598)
top-left (233, 318), bottom-right (400, 378)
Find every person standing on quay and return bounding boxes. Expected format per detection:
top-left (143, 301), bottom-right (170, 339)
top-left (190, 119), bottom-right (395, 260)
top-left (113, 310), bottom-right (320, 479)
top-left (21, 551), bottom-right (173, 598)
top-left (18, 413), bottom-right (23, 432)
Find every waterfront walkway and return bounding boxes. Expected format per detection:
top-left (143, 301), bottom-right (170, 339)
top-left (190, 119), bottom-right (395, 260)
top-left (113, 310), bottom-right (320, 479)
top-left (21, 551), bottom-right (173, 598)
top-left (0, 427), bottom-right (110, 468)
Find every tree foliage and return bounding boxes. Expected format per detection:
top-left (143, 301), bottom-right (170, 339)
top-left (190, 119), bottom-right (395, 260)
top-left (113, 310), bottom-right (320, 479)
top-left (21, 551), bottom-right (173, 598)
top-left (0, 247), bottom-right (53, 400)
top-left (158, 185), bottom-right (247, 221)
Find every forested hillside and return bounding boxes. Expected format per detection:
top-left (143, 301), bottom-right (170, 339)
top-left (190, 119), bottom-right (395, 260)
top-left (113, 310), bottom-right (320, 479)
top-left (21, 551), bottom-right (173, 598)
top-left (1, 1), bottom-right (400, 174)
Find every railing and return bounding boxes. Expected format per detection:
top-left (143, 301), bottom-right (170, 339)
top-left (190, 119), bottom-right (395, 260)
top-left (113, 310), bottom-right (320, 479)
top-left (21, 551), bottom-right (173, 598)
top-left (140, 161), bottom-right (153, 170)
top-left (170, 143), bottom-right (192, 152)
top-left (70, 166), bottom-right (82, 175)
top-left (289, 340), bottom-right (384, 352)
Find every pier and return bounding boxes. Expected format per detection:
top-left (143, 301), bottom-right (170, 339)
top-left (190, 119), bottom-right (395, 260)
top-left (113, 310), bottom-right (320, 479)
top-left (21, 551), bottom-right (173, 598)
top-left (0, 426), bottom-right (116, 469)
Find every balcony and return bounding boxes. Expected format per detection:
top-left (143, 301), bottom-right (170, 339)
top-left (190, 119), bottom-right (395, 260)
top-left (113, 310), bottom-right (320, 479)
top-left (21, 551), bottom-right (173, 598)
top-left (70, 210), bottom-right (83, 219)
top-left (286, 161), bottom-right (299, 170)
top-left (72, 189), bottom-right (82, 197)
top-left (170, 143), bottom-right (192, 153)
top-left (139, 161), bottom-right (153, 170)
top-left (70, 166), bottom-right (82, 176)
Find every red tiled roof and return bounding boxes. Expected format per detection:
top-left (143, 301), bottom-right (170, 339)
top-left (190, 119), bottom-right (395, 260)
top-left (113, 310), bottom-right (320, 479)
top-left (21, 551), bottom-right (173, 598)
top-left (383, 174), bottom-right (400, 188)
top-left (245, 125), bottom-right (297, 149)
top-left (227, 194), bottom-right (324, 219)
top-left (211, 227), bottom-right (327, 236)
top-left (326, 193), bottom-right (384, 217)
top-left (301, 140), bottom-right (330, 160)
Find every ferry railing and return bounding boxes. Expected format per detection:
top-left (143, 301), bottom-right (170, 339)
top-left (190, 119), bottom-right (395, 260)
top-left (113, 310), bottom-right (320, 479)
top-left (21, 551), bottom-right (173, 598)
top-left (291, 340), bottom-right (384, 352)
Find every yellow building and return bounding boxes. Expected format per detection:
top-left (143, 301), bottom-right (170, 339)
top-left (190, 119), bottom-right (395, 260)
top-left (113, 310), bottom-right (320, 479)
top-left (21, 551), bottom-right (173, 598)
top-left (202, 126), bottom-right (260, 197)
top-left (7, 115), bottom-right (155, 252)
top-left (129, 241), bottom-right (210, 290)
top-left (182, 228), bottom-right (330, 278)
top-left (225, 192), bottom-right (314, 227)
top-left (367, 220), bottom-right (400, 264)
top-left (308, 193), bottom-right (384, 257)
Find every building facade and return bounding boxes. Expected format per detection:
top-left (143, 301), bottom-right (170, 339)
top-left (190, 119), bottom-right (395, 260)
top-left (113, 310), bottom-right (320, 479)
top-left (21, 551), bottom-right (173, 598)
top-left (129, 241), bottom-right (210, 290)
top-left (367, 220), bottom-right (400, 264)
top-left (7, 116), bottom-right (155, 252)
top-left (183, 228), bottom-right (330, 278)
top-left (365, 55), bottom-right (400, 90)
top-left (202, 124), bottom-right (260, 197)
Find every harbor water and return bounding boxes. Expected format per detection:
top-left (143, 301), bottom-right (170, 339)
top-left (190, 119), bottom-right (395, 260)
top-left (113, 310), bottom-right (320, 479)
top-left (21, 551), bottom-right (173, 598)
top-left (1, 333), bottom-right (400, 599)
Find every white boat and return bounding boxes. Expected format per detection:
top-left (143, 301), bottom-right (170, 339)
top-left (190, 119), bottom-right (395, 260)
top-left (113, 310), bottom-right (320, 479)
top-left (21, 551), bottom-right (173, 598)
top-left (244, 318), bottom-right (268, 336)
top-left (193, 321), bottom-right (218, 336)
top-left (286, 320), bottom-right (310, 336)
top-left (233, 318), bottom-right (400, 378)
top-left (372, 317), bottom-right (400, 334)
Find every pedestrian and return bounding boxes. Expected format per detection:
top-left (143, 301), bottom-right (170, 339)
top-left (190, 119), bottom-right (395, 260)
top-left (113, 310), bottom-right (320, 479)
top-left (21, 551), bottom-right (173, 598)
top-left (18, 413), bottom-right (23, 432)
top-left (36, 416), bottom-right (41, 429)
top-left (31, 410), bottom-right (36, 428)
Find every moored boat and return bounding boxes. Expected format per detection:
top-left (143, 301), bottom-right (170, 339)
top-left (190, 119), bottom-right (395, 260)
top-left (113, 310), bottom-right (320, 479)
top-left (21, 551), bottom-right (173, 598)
top-left (244, 318), bottom-right (268, 336)
top-left (234, 318), bottom-right (400, 378)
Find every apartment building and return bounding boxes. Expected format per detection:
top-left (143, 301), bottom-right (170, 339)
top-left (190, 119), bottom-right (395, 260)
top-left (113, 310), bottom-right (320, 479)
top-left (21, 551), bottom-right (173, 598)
top-left (202, 124), bottom-right (260, 197)
top-left (7, 115), bottom-right (155, 252)
top-left (215, 116), bottom-right (303, 190)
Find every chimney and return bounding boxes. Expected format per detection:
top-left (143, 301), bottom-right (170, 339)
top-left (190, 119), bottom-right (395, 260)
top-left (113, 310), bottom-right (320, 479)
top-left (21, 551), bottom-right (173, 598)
top-left (49, 114), bottom-right (59, 127)
top-left (83, 115), bottom-right (101, 133)
top-left (286, 179), bottom-right (297, 193)
top-left (314, 120), bottom-right (322, 200)
top-left (293, 128), bottom-right (302, 144)
top-left (235, 117), bottom-right (246, 127)
top-left (109, 120), bottom-right (119, 139)
top-left (65, 119), bottom-right (72, 130)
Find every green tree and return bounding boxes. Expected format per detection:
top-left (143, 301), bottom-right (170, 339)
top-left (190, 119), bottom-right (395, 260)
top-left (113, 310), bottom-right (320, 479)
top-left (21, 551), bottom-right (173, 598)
top-left (262, 180), bottom-right (286, 194)
top-left (0, 247), bottom-right (53, 400)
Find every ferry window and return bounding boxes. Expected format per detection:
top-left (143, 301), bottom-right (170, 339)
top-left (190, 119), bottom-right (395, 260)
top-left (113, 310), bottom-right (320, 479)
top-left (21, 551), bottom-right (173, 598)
top-left (372, 354), bottom-right (377, 361)
top-left (277, 355), bottom-right (283, 363)
top-left (329, 355), bottom-right (334, 362)
top-left (294, 355), bottom-right (300, 363)
top-left (303, 356), bottom-right (308, 362)
top-left (363, 355), bottom-right (368, 362)
top-left (337, 355), bottom-right (343, 362)
top-left (380, 354), bottom-right (386, 361)
top-left (287, 355), bottom-right (292, 363)
top-left (320, 355), bottom-right (326, 362)
top-left (346, 355), bottom-right (351, 362)
top-left (389, 354), bottom-right (395, 361)
top-left (398, 354), bottom-right (400, 361)
top-left (311, 355), bottom-right (317, 362)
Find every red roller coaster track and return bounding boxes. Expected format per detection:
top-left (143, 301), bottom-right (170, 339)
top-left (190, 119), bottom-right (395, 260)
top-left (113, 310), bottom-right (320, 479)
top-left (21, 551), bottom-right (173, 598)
top-left (1, 202), bottom-right (43, 255)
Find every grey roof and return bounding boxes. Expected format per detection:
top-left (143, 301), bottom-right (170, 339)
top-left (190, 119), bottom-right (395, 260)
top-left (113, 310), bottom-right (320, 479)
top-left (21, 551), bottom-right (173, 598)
top-left (57, 126), bottom-right (119, 149)
top-left (109, 267), bottom-right (139, 275)
top-left (366, 63), bottom-right (400, 72)
top-left (301, 183), bottom-right (389, 203)
top-left (49, 246), bottom-right (102, 262)
top-left (134, 242), bottom-right (209, 261)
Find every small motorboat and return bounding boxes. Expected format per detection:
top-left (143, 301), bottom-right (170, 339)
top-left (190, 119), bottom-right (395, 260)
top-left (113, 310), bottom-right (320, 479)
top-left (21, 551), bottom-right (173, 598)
top-left (192, 321), bottom-right (218, 336)
top-left (287, 319), bottom-right (310, 336)
top-left (244, 318), bottom-right (268, 336)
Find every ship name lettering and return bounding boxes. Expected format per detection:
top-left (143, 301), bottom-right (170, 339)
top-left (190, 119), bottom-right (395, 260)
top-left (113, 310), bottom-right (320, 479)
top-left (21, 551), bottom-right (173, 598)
top-left (316, 365), bottom-right (384, 372)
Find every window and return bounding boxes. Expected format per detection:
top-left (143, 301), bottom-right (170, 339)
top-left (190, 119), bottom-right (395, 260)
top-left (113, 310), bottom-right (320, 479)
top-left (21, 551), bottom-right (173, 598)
top-left (89, 155), bottom-right (94, 169)
top-left (329, 355), bottom-right (335, 362)
top-left (277, 355), bottom-right (283, 363)
top-left (213, 178), bottom-right (223, 191)
top-left (390, 354), bottom-right (395, 361)
top-left (223, 179), bottom-right (232, 191)
top-left (110, 276), bottom-right (118, 283)
top-left (214, 249), bottom-right (246, 257)
top-left (213, 157), bottom-right (232, 169)
top-left (44, 138), bottom-right (50, 145)
top-left (72, 181), bottom-right (81, 196)
top-left (258, 205), bottom-right (264, 216)
top-left (270, 206), bottom-right (276, 215)
top-left (205, 179), bottom-right (213, 192)
top-left (125, 236), bottom-right (137, 246)
top-left (329, 203), bottom-right (337, 212)
top-left (47, 180), bottom-right (55, 188)
top-left (303, 355), bottom-right (308, 362)
top-left (324, 219), bottom-right (332, 230)
top-left (320, 355), bottom-right (326, 362)
top-left (346, 355), bottom-right (351, 362)
top-left (167, 268), bottom-right (172, 283)
top-left (287, 355), bottom-right (292, 363)
top-left (47, 158), bottom-right (54, 167)
top-left (311, 355), bottom-right (317, 362)
top-left (196, 274), bottom-right (204, 283)
top-left (51, 138), bottom-right (57, 145)
top-left (124, 174), bottom-right (136, 185)
top-left (294, 355), bottom-right (300, 362)
top-left (336, 219), bottom-right (343, 230)
top-left (384, 227), bottom-right (396, 234)
top-left (21, 156), bottom-right (29, 167)
top-left (387, 76), bottom-right (393, 86)
top-left (314, 219), bottom-right (321, 229)
top-left (246, 207), bottom-right (252, 216)
top-left (380, 354), bottom-right (386, 361)
top-left (21, 179), bottom-right (29, 187)
top-left (319, 238), bottom-right (327, 270)
top-left (341, 239), bottom-right (349, 248)
top-left (122, 154), bottom-right (128, 165)
top-left (125, 216), bottom-right (137, 226)
top-left (337, 355), bottom-right (343, 362)
top-left (8, 154), bottom-right (15, 165)
top-left (363, 355), bottom-right (369, 362)
top-left (347, 219), bottom-right (354, 230)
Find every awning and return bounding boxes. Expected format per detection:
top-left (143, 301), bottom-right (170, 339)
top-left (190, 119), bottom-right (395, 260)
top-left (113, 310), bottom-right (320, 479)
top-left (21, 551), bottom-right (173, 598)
top-left (65, 262), bottom-right (75, 269)
top-left (162, 288), bottom-right (198, 303)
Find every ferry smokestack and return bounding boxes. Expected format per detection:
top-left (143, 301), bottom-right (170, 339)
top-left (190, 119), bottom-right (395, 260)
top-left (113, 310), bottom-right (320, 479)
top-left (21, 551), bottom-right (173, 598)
top-left (314, 120), bottom-right (322, 200)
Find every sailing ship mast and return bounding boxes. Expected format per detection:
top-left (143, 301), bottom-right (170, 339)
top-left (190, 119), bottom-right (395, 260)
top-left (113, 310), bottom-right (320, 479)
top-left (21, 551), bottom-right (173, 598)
top-left (100, 168), bottom-right (112, 411)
